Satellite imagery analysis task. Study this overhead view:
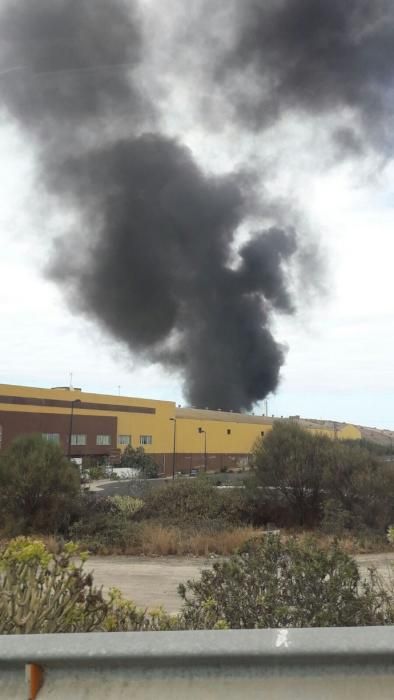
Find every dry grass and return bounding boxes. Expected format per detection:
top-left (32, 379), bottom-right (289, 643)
top-left (2, 527), bottom-right (391, 558)
top-left (281, 530), bottom-right (392, 555)
top-left (120, 524), bottom-right (258, 557)
top-left (63, 527), bottom-right (394, 557)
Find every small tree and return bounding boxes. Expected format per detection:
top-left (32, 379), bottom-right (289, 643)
top-left (0, 434), bottom-right (80, 534)
top-left (323, 442), bottom-right (394, 532)
top-left (252, 422), bottom-right (330, 525)
top-left (120, 446), bottom-right (159, 479)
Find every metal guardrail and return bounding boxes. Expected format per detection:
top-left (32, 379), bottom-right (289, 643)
top-left (0, 627), bottom-right (393, 699)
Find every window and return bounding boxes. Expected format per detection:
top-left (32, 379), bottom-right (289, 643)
top-left (261, 431), bottom-right (265, 437)
top-left (118, 435), bottom-right (131, 446)
top-left (227, 429), bottom-right (231, 435)
top-left (71, 434), bottom-right (87, 446)
top-left (140, 435), bottom-right (152, 445)
top-left (96, 434), bottom-right (111, 446)
top-left (42, 433), bottom-right (60, 443)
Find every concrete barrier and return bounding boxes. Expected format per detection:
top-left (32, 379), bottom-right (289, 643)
top-left (0, 627), bottom-right (393, 699)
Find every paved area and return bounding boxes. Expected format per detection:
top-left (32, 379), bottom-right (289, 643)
top-left (89, 556), bottom-right (211, 612)
top-left (88, 553), bottom-right (394, 613)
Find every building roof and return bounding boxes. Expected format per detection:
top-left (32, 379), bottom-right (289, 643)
top-left (176, 407), bottom-right (273, 425)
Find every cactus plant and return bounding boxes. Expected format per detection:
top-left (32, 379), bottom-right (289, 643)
top-left (0, 537), bottom-right (178, 633)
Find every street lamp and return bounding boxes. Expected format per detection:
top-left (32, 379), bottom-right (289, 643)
top-left (198, 427), bottom-right (207, 472)
top-left (68, 399), bottom-right (81, 459)
top-left (169, 418), bottom-right (177, 480)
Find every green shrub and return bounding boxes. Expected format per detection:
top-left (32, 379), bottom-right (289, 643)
top-left (69, 511), bottom-right (144, 553)
top-left (120, 446), bottom-right (159, 478)
top-left (323, 444), bottom-right (394, 533)
top-left (86, 464), bottom-right (109, 480)
top-left (251, 422), bottom-right (394, 533)
top-left (108, 495), bottom-right (144, 517)
top-left (142, 478), bottom-right (246, 529)
top-left (178, 535), bottom-right (394, 629)
top-left (252, 422), bottom-right (329, 526)
top-left (0, 435), bottom-right (80, 535)
top-left (68, 494), bottom-right (145, 552)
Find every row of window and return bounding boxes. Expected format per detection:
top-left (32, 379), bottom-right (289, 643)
top-left (42, 433), bottom-right (153, 446)
top-left (43, 430), bottom-right (263, 446)
top-left (117, 435), bottom-right (152, 445)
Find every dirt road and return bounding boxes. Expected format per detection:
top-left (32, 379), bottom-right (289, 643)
top-left (88, 553), bottom-right (393, 613)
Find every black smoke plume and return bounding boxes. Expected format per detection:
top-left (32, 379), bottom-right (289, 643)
top-left (212, 0), bottom-right (394, 152)
top-left (0, 0), bottom-right (316, 411)
top-left (50, 136), bottom-right (297, 411)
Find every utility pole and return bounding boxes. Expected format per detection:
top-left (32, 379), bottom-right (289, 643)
top-left (170, 418), bottom-right (177, 480)
top-left (198, 427), bottom-right (207, 472)
top-left (68, 399), bottom-right (81, 459)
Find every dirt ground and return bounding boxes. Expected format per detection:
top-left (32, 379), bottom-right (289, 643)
top-left (89, 556), bottom-right (211, 612)
top-left (88, 553), bottom-right (394, 613)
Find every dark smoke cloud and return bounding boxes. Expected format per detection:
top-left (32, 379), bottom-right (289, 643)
top-left (213, 0), bottom-right (394, 151)
top-left (0, 0), bottom-right (316, 411)
top-left (50, 135), bottom-right (297, 411)
top-left (0, 0), bottom-right (146, 138)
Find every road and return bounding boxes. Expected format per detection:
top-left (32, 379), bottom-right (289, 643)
top-left (88, 553), bottom-right (394, 613)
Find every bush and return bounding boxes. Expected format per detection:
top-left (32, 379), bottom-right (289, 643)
top-left (86, 463), bottom-right (109, 480)
top-left (108, 495), bottom-right (144, 517)
top-left (252, 422), bottom-right (394, 533)
top-left (69, 495), bottom-right (144, 552)
top-left (252, 422), bottom-right (329, 526)
top-left (178, 536), bottom-right (394, 629)
top-left (0, 435), bottom-right (80, 535)
top-left (142, 477), bottom-right (246, 529)
top-left (120, 446), bottom-right (159, 478)
top-left (322, 443), bottom-right (394, 533)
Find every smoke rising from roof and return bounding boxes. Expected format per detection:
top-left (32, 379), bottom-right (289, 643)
top-left (49, 135), bottom-right (298, 410)
top-left (1, 1), bottom-right (391, 410)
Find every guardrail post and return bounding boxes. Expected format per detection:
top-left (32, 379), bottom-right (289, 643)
top-left (26, 663), bottom-right (44, 699)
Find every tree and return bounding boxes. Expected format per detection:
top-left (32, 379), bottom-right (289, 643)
top-left (322, 442), bottom-right (394, 533)
top-left (178, 536), bottom-right (394, 629)
top-left (0, 434), bottom-right (80, 533)
top-left (252, 421), bottom-right (330, 525)
top-left (119, 445), bottom-right (159, 479)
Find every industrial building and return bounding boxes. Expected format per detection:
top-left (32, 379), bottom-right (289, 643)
top-left (0, 383), bottom-right (363, 476)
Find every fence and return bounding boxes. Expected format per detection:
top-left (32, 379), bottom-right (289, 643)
top-left (1, 627), bottom-right (393, 699)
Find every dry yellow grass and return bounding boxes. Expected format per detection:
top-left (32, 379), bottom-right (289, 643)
top-left (281, 530), bottom-right (392, 555)
top-left (187, 527), bottom-right (257, 556)
top-left (120, 524), bottom-right (258, 557)
top-left (4, 527), bottom-right (390, 558)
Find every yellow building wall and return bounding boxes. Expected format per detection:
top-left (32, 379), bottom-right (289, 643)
top-left (338, 424), bottom-right (362, 440)
top-left (0, 384), bottom-right (363, 458)
top-left (116, 404), bottom-right (174, 453)
top-left (0, 384), bottom-right (175, 454)
top-left (175, 417), bottom-right (273, 455)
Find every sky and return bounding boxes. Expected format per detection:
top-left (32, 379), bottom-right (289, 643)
top-left (0, 1), bottom-right (393, 429)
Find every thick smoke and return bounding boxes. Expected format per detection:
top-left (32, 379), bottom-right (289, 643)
top-left (212, 0), bottom-right (394, 151)
top-left (0, 0), bottom-right (146, 137)
top-left (0, 0), bottom-right (301, 411)
top-left (50, 135), bottom-right (296, 411)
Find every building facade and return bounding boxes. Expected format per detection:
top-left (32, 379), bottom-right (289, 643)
top-left (0, 383), bottom-right (363, 476)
